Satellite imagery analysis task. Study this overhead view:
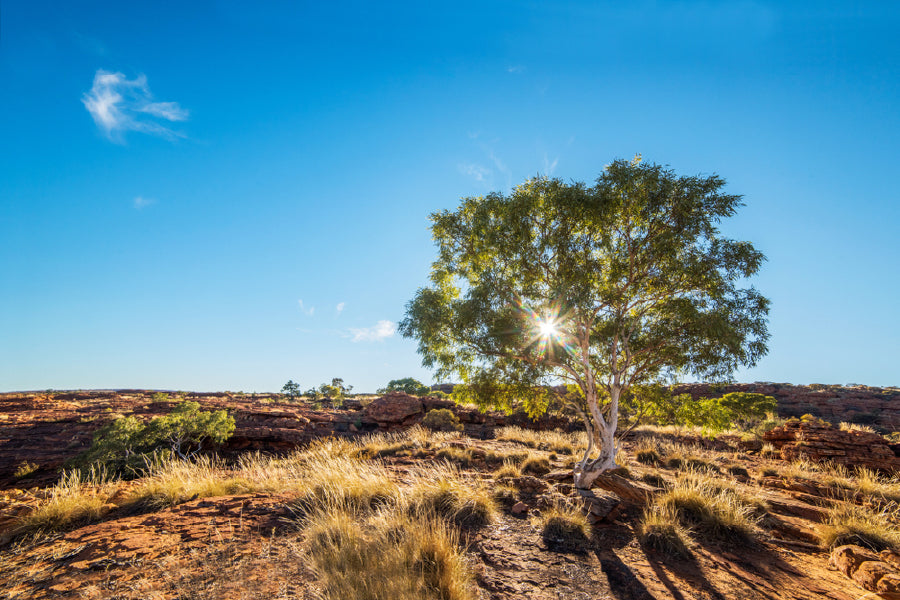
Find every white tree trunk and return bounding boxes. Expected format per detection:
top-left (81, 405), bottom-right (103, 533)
top-left (573, 384), bottom-right (622, 489)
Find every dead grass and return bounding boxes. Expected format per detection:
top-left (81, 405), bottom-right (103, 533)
top-left (537, 504), bottom-right (591, 550)
top-left (16, 468), bottom-right (115, 534)
top-left (303, 507), bottom-right (476, 600)
top-left (127, 455), bottom-right (254, 508)
top-left (293, 454), bottom-right (399, 515)
top-left (405, 463), bottom-right (497, 530)
top-left (436, 446), bottom-right (475, 467)
top-left (656, 470), bottom-right (761, 543)
top-left (638, 503), bottom-right (692, 558)
top-left (520, 454), bottom-right (551, 476)
top-left (493, 460), bottom-right (522, 480)
top-left (818, 502), bottom-right (900, 551)
top-left (495, 426), bottom-right (582, 454)
top-left (839, 422), bottom-right (876, 433)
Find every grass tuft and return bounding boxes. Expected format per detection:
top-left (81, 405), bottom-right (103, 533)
top-left (17, 468), bottom-right (115, 534)
top-left (537, 505), bottom-right (591, 550)
top-left (638, 503), bottom-right (692, 558)
top-left (818, 503), bottom-right (900, 551)
top-left (405, 464), bottom-right (497, 530)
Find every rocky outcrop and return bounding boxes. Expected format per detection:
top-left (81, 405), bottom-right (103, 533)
top-left (830, 544), bottom-right (900, 599)
top-left (675, 383), bottom-right (900, 430)
top-left (763, 420), bottom-right (900, 473)
top-left (364, 393), bottom-right (423, 429)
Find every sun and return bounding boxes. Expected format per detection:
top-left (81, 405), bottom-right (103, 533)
top-left (537, 319), bottom-right (558, 338)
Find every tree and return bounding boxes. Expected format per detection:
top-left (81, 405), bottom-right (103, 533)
top-left (400, 157), bottom-right (769, 488)
top-left (282, 380), bottom-right (301, 400)
top-left (378, 377), bottom-right (432, 396)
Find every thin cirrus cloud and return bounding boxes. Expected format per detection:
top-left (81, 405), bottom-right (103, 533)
top-left (335, 302), bottom-right (346, 316)
top-left (133, 196), bottom-right (155, 209)
top-left (349, 320), bottom-right (396, 342)
top-left (82, 69), bottom-right (188, 142)
top-left (298, 299), bottom-right (315, 316)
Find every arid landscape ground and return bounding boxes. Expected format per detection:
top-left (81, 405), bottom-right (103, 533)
top-left (3, 385), bottom-right (900, 599)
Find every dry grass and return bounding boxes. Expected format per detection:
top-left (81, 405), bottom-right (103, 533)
top-left (495, 426), bottom-right (582, 454)
top-left (634, 438), bottom-right (662, 465)
top-left (493, 460), bottom-right (522, 480)
top-left (436, 446), bottom-right (475, 467)
top-left (293, 454), bottom-right (399, 515)
top-left (537, 504), bottom-right (591, 550)
top-left (127, 455), bottom-right (254, 508)
top-left (839, 422), bottom-right (876, 433)
top-left (818, 502), bottom-right (900, 551)
top-left (520, 454), bottom-right (551, 476)
top-left (303, 507), bottom-right (476, 600)
top-left (638, 503), bottom-right (692, 558)
top-left (405, 463), bottom-right (497, 530)
top-left (656, 470), bottom-right (761, 543)
top-left (17, 468), bottom-right (115, 534)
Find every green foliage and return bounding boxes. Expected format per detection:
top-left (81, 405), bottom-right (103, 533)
top-left (282, 379), bottom-right (301, 400)
top-left (151, 392), bottom-right (171, 403)
top-left (422, 408), bottom-right (464, 432)
top-left (379, 377), bottom-right (432, 396)
top-left (307, 378), bottom-right (353, 407)
top-left (400, 157), bottom-right (769, 478)
top-left (74, 401), bottom-right (235, 476)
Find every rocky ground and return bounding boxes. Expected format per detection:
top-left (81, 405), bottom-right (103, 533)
top-left (2, 390), bottom-right (900, 599)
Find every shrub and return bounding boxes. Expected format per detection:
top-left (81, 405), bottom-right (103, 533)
top-left (74, 401), bottom-right (235, 476)
top-left (13, 461), bottom-right (39, 479)
top-left (378, 378), bottom-right (432, 396)
top-left (281, 380), bottom-right (301, 400)
top-left (422, 409), bottom-right (464, 432)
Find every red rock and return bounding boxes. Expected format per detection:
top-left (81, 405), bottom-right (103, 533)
top-left (511, 501), bottom-right (529, 515)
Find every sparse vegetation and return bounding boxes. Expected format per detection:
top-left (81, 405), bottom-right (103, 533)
top-left (638, 503), bottom-right (692, 557)
top-left (422, 408), bottom-right (464, 432)
top-left (405, 464), bottom-right (497, 530)
top-left (13, 461), bottom-right (39, 479)
top-left (538, 505), bottom-right (591, 550)
top-left (818, 503), bottom-right (900, 551)
top-left (17, 468), bottom-right (115, 534)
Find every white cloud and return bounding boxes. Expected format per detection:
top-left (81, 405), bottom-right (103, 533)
top-left (298, 299), bottom-right (315, 316)
top-left (543, 154), bottom-right (559, 175)
top-left (335, 302), bottom-right (346, 316)
top-left (506, 65), bottom-right (525, 74)
top-left (82, 69), bottom-right (188, 142)
top-left (349, 320), bottom-right (396, 342)
top-left (133, 196), bottom-right (155, 209)
top-left (459, 162), bottom-right (491, 182)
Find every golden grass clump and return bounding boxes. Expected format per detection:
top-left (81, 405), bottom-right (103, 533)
top-left (435, 446), bottom-right (474, 467)
top-left (638, 503), bottom-right (692, 558)
top-left (405, 464), bottom-right (497, 530)
top-left (537, 504), bottom-right (591, 550)
top-left (294, 454), bottom-right (399, 515)
top-left (127, 455), bottom-right (253, 508)
top-left (839, 422), bottom-right (876, 434)
top-left (495, 426), bottom-right (582, 454)
top-left (520, 454), bottom-right (551, 476)
top-left (493, 460), bottom-right (522, 480)
top-left (18, 468), bottom-right (115, 534)
top-left (485, 448), bottom-right (529, 464)
top-left (656, 470), bottom-right (761, 543)
top-left (634, 438), bottom-right (662, 465)
top-left (304, 507), bottom-right (476, 600)
top-left (818, 502), bottom-right (900, 551)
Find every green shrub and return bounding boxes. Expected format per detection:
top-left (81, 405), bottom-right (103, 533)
top-left (422, 409), bottom-right (464, 432)
top-left (74, 401), bottom-right (235, 476)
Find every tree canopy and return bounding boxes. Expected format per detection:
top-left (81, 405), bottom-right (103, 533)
top-left (400, 157), bottom-right (769, 487)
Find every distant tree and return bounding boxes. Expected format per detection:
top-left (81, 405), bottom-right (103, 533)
top-left (401, 157), bottom-right (770, 488)
top-left (378, 377), bottom-right (432, 396)
top-left (281, 380), bottom-right (301, 400)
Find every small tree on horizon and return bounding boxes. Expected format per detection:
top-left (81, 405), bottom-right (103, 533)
top-left (378, 377), bottom-right (432, 396)
top-left (400, 157), bottom-right (770, 488)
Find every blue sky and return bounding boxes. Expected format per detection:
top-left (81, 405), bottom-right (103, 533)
top-left (2, 1), bottom-right (898, 392)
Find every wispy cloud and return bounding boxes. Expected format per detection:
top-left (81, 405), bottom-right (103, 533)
top-left (298, 299), bottom-right (315, 316)
top-left (543, 154), bottom-right (559, 176)
top-left (506, 65), bottom-right (526, 74)
top-left (458, 162), bottom-right (491, 182)
top-left (335, 302), bottom-right (346, 316)
top-left (82, 69), bottom-right (188, 142)
top-left (349, 320), bottom-right (396, 342)
top-left (133, 196), bottom-right (155, 209)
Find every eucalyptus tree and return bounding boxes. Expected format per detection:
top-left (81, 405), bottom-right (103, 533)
top-left (400, 157), bottom-right (769, 488)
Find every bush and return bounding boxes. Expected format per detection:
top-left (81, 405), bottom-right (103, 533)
top-left (74, 401), bottom-right (235, 476)
top-left (422, 409), bottom-right (464, 432)
top-left (378, 378), bottom-right (432, 396)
